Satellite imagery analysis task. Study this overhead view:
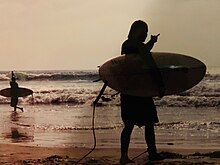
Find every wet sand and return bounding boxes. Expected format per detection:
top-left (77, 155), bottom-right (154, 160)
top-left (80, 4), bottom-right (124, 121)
top-left (0, 143), bottom-right (219, 164)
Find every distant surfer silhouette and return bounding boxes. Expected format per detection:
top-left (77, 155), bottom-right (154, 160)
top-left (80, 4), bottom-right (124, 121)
top-left (10, 71), bottom-right (23, 112)
top-left (120, 20), bottom-right (164, 164)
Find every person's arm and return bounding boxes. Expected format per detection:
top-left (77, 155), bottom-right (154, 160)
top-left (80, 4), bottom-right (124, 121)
top-left (142, 34), bottom-right (165, 97)
top-left (146, 54), bottom-right (165, 97)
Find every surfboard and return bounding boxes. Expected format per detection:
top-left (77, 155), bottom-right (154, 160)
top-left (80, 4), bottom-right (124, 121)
top-left (0, 87), bottom-right (33, 97)
top-left (99, 52), bottom-right (206, 97)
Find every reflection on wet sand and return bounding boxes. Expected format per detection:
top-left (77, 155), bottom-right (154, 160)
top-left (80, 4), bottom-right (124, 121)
top-left (3, 111), bottom-right (34, 143)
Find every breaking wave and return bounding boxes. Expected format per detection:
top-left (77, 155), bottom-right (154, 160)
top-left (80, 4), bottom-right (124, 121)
top-left (0, 70), bottom-right (99, 81)
top-left (0, 70), bottom-right (219, 107)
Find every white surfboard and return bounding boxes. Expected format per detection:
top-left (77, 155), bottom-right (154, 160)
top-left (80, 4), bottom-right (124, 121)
top-left (99, 52), bottom-right (206, 97)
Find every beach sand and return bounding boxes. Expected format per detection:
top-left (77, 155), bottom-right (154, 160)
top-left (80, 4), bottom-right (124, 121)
top-left (0, 143), bottom-right (220, 164)
top-left (0, 104), bottom-right (219, 164)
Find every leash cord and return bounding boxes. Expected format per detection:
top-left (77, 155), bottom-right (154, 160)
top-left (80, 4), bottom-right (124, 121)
top-left (74, 82), bottom-right (108, 165)
top-left (132, 150), bottom-right (148, 161)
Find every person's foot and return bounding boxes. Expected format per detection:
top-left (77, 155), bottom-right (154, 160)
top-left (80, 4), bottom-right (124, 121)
top-left (120, 157), bottom-right (135, 165)
top-left (149, 153), bottom-right (164, 161)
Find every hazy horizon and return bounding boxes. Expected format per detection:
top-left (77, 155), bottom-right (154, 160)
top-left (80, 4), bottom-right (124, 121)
top-left (0, 0), bottom-right (219, 70)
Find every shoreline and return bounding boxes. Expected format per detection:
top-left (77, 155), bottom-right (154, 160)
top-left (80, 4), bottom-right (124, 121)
top-left (0, 104), bottom-right (219, 164)
top-left (0, 143), bottom-right (220, 164)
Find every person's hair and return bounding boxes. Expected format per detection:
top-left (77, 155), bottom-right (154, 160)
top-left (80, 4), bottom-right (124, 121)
top-left (128, 20), bottom-right (148, 42)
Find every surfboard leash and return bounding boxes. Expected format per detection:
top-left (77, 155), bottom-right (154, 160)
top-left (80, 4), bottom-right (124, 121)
top-left (131, 150), bottom-right (148, 161)
top-left (74, 81), bottom-right (108, 165)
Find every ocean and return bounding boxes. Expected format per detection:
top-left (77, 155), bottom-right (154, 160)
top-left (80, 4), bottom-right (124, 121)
top-left (0, 68), bottom-right (219, 149)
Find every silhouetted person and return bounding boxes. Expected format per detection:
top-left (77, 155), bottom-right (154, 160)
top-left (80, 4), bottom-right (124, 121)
top-left (10, 71), bottom-right (23, 112)
top-left (120, 20), bottom-right (165, 164)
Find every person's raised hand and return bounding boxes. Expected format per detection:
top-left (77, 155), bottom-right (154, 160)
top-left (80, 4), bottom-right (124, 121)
top-left (151, 33), bottom-right (160, 43)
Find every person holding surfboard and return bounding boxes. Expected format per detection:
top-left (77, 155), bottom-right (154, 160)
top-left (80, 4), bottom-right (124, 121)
top-left (10, 71), bottom-right (23, 112)
top-left (120, 20), bottom-right (164, 164)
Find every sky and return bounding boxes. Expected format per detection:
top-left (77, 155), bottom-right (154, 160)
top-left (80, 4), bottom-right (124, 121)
top-left (0, 0), bottom-right (219, 71)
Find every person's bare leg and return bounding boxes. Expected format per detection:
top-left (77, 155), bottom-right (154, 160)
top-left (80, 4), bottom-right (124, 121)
top-left (120, 123), bottom-right (135, 164)
top-left (145, 124), bottom-right (163, 161)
